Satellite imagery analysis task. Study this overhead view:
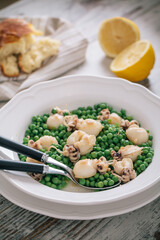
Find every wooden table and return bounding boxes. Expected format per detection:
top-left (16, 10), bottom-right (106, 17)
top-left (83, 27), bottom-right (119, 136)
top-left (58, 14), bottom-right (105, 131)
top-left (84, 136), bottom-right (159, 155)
top-left (0, 0), bottom-right (160, 239)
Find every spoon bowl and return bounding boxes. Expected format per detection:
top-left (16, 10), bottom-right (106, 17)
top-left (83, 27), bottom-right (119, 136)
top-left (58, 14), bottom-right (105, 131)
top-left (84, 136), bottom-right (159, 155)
top-left (0, 136), bottom-right (121, 190)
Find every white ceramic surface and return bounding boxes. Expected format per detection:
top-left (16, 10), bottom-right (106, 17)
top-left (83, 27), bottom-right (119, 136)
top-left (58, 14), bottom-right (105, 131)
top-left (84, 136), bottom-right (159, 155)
top-left (0, 75), bottom-right (160, 218)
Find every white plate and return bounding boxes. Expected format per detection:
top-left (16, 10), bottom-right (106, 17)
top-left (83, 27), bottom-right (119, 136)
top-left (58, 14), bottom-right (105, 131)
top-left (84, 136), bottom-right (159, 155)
top-left (0, 75), bottom-right (160, 219)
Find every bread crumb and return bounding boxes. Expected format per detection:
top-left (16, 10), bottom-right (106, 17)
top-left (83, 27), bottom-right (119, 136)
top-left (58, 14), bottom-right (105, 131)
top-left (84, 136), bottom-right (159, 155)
top-left (19, 37), bottom-right (60, 73)
top-left (0, 55), bottom-right (19, 77)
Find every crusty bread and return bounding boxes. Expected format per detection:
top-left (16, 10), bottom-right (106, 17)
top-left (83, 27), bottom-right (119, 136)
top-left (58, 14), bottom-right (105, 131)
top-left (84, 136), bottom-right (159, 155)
top-left (0, 19), bottom-right (42, 60)
top-left (19, 38), bottom-right (60, 73)
top-left (0, 55), bottom-right (19, 77)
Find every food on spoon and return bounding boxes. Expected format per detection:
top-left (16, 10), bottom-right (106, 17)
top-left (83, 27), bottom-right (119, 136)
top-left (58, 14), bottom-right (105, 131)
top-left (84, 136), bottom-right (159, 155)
top-left (18, 37), bottom-right (60, 73)
top-left (0, 55), bottom-right (19, 77)
top-left (98, 17), bottom-right (140, 58)
top-left (73, 159), bottom-right (97, 178)
top-left (73, 157), bottom-right (111, 178)
top-left (110, 40), bottom-right (155, 82)
top-left (21, 102), bottom-right (154, 190)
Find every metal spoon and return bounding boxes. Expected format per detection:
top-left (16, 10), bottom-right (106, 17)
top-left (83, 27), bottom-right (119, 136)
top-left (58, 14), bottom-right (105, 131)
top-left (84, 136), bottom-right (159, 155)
top-left (0, 136), bottom-right (121, 190)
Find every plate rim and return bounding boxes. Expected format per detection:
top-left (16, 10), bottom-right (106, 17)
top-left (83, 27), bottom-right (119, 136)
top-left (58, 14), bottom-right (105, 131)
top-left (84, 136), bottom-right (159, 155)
top-left (0, 74), bottom-right (160, 206)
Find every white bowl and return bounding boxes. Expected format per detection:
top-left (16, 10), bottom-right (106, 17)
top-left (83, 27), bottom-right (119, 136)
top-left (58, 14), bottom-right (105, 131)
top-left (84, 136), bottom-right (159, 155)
top-left (0, 75), bottom-right (160, 219)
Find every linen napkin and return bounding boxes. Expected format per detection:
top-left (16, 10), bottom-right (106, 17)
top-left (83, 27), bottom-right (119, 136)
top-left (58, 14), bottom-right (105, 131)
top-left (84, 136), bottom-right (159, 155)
top-left (0, 17), bottom-right (88, 101)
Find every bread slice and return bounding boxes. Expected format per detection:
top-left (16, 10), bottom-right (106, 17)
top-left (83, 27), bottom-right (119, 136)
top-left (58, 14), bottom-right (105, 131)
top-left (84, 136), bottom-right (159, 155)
top-left (0, 55), bottom-right (19, 77)
top-left (0, 18), bottom-right (42, 60)
top-left (19, 38), bottom-right (60, 73)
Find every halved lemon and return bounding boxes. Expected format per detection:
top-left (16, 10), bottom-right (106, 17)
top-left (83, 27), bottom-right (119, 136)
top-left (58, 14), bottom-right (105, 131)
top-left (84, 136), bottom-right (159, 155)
top-left (110, 40), bottom-right (155, 82)
top-left (98, 17), bottom-right (140, 58)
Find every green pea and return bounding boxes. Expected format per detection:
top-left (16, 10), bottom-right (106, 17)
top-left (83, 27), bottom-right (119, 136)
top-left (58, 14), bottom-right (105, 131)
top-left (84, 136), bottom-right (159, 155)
top-left (51, 109), bottom-right (57, 114)
top-left (137, 167), bottom-right (141, 173)
top-left (51, 184), bottom-right (57, 189)
top-left (29, 123), bottom-right (36, 130)
top-left (57, 184), bottom-right (64, 190)
top-left (148, 135), bottom-right (153, 140)
top-left (91, 152), bottom-right (97, 158)
top-left (136, 160), bottom-right (143, 166)
top-left (110, 144), bottom-right (115, 148)
top-left (97, 136), bottom-right (102, 142)
top-left (56, 156), bottom-right (62, 161)
top-left (52, 177), bottom-right (60, 185)
top-left (127, 116), bottom-right (133, 121)
top-left (140, 164), bottom-right (146, 171)
top-left (107, 119), bottom-right (112, 124)
top-left (107, 133), bottom-right (113, 139)
top-left (147, 153), bottom-right (153, 158)
top-left (104, 150), bottom-right (110, 156)
top-left (106, 177), bottom-right (111, 182)
top-left (118, 134), bottom-right (123, 140)
top-left (43, 130), bottom-right (50, 135)
top-left (99, 103), bottom-right (106, 109)
top-left (43, 124), bottom-right (48, 130)
top-left (137, 155), bottom-right (143, 160)
top-left (34, 136), bottom-right (39, 141)
top-left (99, 175), bottom-right (104, 181)
top-left (23, 137), bottom-right (29, 144)
top-left (144, 162), bottom-right (149, 168)
top-left (111, 176), bottom-right (119, 182)
top-left (89, 177), bottom-right (94, 181)
top-left (25, 129), bottom-right (31, 136)
top-left (40, 179), bottom-right (45, 185)
top-left (21, 156), bottom-right (26, 162)
top-left (103, 180), bottom-right (108, 186)
top-left (32, 116), bottom-right (37, 122)
top-left (85, 180), bottom-right (90, 187)
top-left (102, 136), bottom-right (107, 142)
top-left (108, 179), bottom-right (114, 186)
top-left (121, 109), bottom-right (126, 116)
top-left (145, 158), bottom-right (152, 164)
top-left (148, 141), bottom-right (152, 147)
top-left (104, 173), bottom-right (109, 178)
top-left (97, 181), bottom-right (104, 188)
top-left (90, 181), bottom-right (95, 187)
top-left (43, 116), bottom-right (48, 122)
top-left (113, 137), bottom-right (119, 144)
top-left (108, 127), bottom-right (114, 132)
top-left (94, 173), bottom-right (100, 179)
top-left (134, 163), bottom-right (138, 168)
top-left (114, 146), bottom-right (119, 151)
top-left (45, 175), bottom-right (51, 182)
top-left (97, 151), bottom-right (103, 157)
top-left (142, 150), bottom-right (148, 155)
top-left (32, 129), bottom-right (38, 135)
top-left (79, 179), bottom-right (86, 185)
top-left (46, 182), bottom-right (52, 187)
top-left (63, 157), bottom-right (69, 165)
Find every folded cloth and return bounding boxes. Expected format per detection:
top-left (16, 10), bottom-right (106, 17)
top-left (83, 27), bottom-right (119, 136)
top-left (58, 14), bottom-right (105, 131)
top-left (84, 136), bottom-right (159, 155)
top-left (0, 17), bottom-right (88, 101)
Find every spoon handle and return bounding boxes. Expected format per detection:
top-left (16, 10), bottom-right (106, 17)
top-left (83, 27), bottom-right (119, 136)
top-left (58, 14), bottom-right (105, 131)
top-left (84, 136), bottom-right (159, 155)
top-left (0, 159), bottom-right (44, 173)
top-left (0, 136), bottom-right (44, 161)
